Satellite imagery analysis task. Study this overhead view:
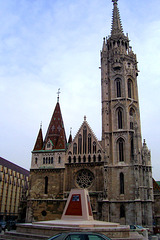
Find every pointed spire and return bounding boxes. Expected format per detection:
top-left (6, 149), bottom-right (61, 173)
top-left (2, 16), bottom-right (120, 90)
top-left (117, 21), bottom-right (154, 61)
top-left (44, 102), bottom-right (67, 150)
top-left (102, 37), bottom-right (107, 51)
top-left (68, 127), bottom-right (72, 144)
top-left (111, 0), bottom-right (124, 37)
top-left (33, 126), bottom-right (43, 151)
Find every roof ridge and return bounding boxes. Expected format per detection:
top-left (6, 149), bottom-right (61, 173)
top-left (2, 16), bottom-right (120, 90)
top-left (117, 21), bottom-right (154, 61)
top-left (0, 156), bottom-right (29, 176)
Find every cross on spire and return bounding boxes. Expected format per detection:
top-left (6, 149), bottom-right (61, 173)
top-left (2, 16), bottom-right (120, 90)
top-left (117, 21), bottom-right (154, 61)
top-left (57, 88), bottom-right (61, 102)
top-left (112, 0), bottom-right (118, 4)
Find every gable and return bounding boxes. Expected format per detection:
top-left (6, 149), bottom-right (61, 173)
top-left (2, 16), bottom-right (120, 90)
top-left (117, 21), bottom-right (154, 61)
top-left (66, 119), bottom-right (104, 164)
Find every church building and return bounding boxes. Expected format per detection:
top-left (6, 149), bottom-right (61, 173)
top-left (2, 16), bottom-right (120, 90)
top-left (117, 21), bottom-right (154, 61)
top-left (26, 0), bottom-right (153, 227)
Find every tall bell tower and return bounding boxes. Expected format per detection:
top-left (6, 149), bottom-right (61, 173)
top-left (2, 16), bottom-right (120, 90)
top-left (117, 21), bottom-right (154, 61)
top-left (101, 0), bottom-right (153, 227)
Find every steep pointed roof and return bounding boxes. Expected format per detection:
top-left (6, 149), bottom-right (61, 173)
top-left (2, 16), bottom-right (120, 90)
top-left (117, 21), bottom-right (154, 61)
top-left (44, 102), bottom-right (67, 150)
top-left (33, 127), bottom-right (43, 151)
top-left (111, 0), bottom-right (124, 38)
top-left (68, 133), bottom-right (72, 144)
top-left (68, 128), bottom-right (72, 144)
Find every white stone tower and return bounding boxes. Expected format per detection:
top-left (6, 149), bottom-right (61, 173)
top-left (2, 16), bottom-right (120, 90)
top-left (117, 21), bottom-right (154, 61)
top-left (101, 0), bottom-right (153, 227)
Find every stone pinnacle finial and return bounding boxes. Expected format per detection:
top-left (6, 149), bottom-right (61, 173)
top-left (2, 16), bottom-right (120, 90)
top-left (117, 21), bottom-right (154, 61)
top-left (57, 88), bottom-right (61, 102)
top-left (40, 121), bottom-right (42, 129)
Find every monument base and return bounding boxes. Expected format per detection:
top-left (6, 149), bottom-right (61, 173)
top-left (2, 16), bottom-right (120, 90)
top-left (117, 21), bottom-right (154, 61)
top-left (1, 189), bottom-right (146, 239)
top-left (10, 220), bottom-right (144, 240)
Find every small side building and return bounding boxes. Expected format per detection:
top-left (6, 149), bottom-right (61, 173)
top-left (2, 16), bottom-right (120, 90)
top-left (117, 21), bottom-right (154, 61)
top-left (153, 179), bottom-right (160, 231)
top-left (0, 157), bottom-right (29, 222)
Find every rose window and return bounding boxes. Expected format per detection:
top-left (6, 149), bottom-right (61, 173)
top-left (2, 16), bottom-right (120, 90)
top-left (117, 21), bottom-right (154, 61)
top-left (76, 169), bottom-right (94, 188)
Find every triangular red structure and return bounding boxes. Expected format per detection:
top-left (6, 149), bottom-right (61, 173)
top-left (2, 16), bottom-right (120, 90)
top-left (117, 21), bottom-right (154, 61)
top-left (44, 102), bottom-right (67, 150)
top-left (33, 128), bottom-right (43, 151)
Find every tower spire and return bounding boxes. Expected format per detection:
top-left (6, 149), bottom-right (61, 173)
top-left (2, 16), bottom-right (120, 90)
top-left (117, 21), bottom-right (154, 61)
top-left (111, 0), bottom-right (124, 37)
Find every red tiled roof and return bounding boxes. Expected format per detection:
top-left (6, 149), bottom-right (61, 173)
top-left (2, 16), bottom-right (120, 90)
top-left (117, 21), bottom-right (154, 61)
top-left (0, 156), bottom-right (29, 176)
top-left (33, 127), bottom-right (43, 151)
top-left (44, 102), bottom-right (67, 150)
top-left (153, 178), bottom-right (160, 193)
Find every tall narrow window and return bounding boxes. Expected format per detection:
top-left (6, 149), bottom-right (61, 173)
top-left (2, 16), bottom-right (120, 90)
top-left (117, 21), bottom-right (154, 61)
top-left (118, 108), bottom-right (123, 129)
top-left (129, 108), bottom-right (134, 116)
top-left (78, 135), bottom-right (82, 154)
top-left (118, 138), bottom-right (124, 162)
top-left (88, 134), bottom-right (91, 154)
top-left (131, 138), bottom-right (134, 159)
top-left (116, 79), bottom-right (121, 97)
top-left (58, 156), bottom-right (61, 164)
top-left (73, 143), bottom-right (77, 154)
top-left (44, 176), bottom-right (48, 194)
top-left (120, 204), bottom-right (125, 218)
top-left (68, 156), bottom-right (71, 163)
top-left (73, 156), bottom-right (76, 163)
top-left (120, 173), bottom-right (124, 194)
top-left (83, 126), bottom-right (87, 154)
top-left (128, 79), bottom-right (133, 98)
top-left (130, 122), bottom-right (134, 129)
top-left (93, 141), bottom-right (96, 154)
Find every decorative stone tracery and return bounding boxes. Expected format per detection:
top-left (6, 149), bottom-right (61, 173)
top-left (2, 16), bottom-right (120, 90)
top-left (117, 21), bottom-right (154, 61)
top-left (75, 169), bottom-right (94, 189)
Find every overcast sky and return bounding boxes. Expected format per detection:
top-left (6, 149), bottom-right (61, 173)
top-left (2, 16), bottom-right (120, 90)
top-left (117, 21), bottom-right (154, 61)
top-left (0, 0), bottom-right (160, 180)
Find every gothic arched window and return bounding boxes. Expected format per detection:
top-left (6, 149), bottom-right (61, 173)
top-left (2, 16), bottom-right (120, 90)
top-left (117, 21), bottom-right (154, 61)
top-left (58, 156), bottom-right (61, 164)
top-left (128, 79), bottom-right (133, 98)
top-left (116, 78), bottom-right (121, 97)
top-left (118, 108), bottom-right (123, 129)
top-left (73, 143), bottom-right (77, 155)
top-left (44, 176), bottom-right (48, 194)
top-left (78, 135), bottom-right (82, 154)
top-left (93, 141), bottom-right (96, 154)
top-left (98, 155), bottom-right (101, 162)
top-left (73, 156), bottom-right (76, 163)
top-left (68, 156), bottom-right (71, 163)
top-left (83, 126), bottom-right (87, 154)
top-left (118, 138), bottom-right (124, 162)
top-left (88, 155), bottom-right (91, 162)
top-left (120, 172), bottom-right (124, 194)
top-left (88, 134), bottom-right (91, 154)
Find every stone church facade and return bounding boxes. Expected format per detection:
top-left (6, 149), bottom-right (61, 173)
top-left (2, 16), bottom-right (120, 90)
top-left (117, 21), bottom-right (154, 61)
top-left (26, 0), bottom-right (153, 227)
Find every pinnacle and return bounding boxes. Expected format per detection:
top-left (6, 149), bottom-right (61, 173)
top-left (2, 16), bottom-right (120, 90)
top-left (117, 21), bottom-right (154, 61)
top-left (111, 0), bottom-right (124, 38)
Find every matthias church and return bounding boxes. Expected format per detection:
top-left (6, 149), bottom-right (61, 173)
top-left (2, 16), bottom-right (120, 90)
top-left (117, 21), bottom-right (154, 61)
top-left (26, 0), bottom-right (153, 227)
